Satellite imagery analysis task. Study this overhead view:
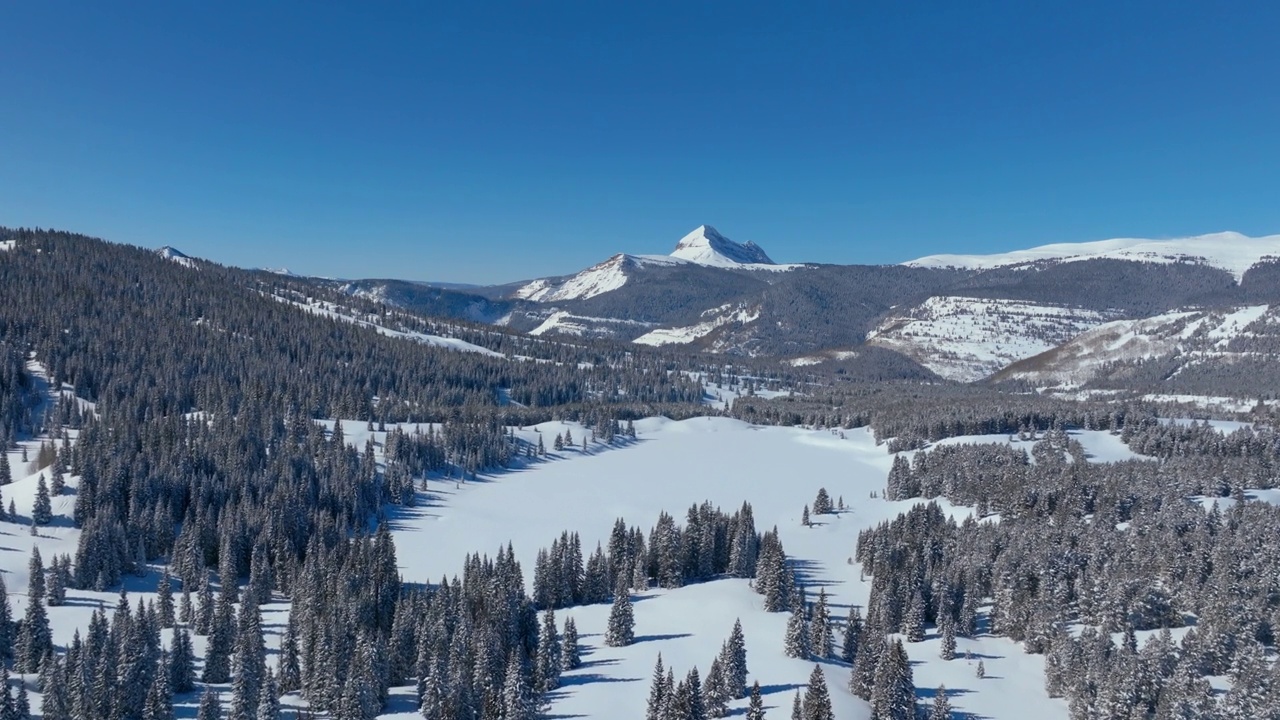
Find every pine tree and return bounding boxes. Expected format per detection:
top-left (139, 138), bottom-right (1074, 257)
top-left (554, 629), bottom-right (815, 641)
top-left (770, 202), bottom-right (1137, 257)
top-left (645, 655), bottom-right (667, 720)
top-left (0, 455), bottom-right (10, 485)
top-left (534, 608), bottom-right (561, 693)
top-left (143, 653), bottom-right (175, 720)
top-left (561, 617), bottom-right (580, 671)
top-left (745, 681), bottom-right (766, 720)
top-left (0, 576), bottom-right (12, 667)
top-left (277, 615), bottom-right (302, 694)
top-left (904, 589), bottom-right (926, 643)
top-left (178, 586), bottom-right (193, 625)
top-left (929, 686), bottom-right (952, 720)
top-left (157, 568), bottom-right (175, 628)
top-left (605, 582), bottom-right (634, 647)
top-left (790, 691), bottom-right (803, 720)
top-left (939, 615), bottom-right (956, 661)
top-left (840, 606), bottom-right (862, 663)
top-left (202, 587), bottom-right (235, 683)
top-left (256, 670), bottom-right (280, 720)
top-left (169, 627), bottom-right (196, 693)
top-left (812, 488), bottom-right (833, 515)
top-left (870, 639), bottom-right (915, 720)
top-left (41, 654), bottom-right (71, 720)
top-left (809, 588), bottom-right (833, 659)
top-left (784, 606), bottom-right (809, 658)
top-left (32, 474), bottom-right (52, 525)
top-left (802, 665), bottom-right (834, 720)
top-left (801, 505), bottom-right (810, 527)
top-left (685, 667), bottom-right (706, 720)
top-left (720, 619), bottom-right (748, 699)
top-left (703, 658), bottom-right (729, 719)
top-left (196, 688), bottom-right (223, 720)
top-left (976, 659), bottom-right (985, 679)
top-left (502, 652), bottom-right (535, 720)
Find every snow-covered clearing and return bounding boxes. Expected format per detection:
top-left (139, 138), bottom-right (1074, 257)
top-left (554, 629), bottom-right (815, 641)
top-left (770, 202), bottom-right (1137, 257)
top-left (331, 418), bottom-right (1066, 720)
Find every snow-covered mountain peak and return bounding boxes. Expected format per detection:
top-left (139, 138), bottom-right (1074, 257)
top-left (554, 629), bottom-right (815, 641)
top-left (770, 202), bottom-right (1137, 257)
top-left (905, 231), bottom-right (1280, 281)
top-left (670, 225), bottom-right (776, 267)
top-left (156, 246), bottom-right (196, 267)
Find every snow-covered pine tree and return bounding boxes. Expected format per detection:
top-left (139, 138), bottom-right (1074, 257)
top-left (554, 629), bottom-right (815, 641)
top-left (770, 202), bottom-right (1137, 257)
top-left (142, 652), bottom-right (175, 720)
top-left (256, 669), bottom-right (280, 720)
top-left (841, 605), bottom-right (862, 663)
top-left (784, 604), bottom-right (810, 659)
top-left (169, 627), bottom-right (196, 693)
top-left (802, 664), bottom-right (834, 720)
top-left (812, 487), bottom-right (833, 515)
top-left (720, 619), bottom-right (748, 699)
top-left (645, 654), bottom-right (667, 720)
top-left (790, 691), bottom-right (802, 720)
top-left (929, 686), bottom-right (952, 720)
top-left (502, 652), bottom-right (536, 720)
top-left (870, 639), bottom-right (915, 720)
top-left (702, 657), bottom-right (729, 719)
top-left (745, 681), bottom-right (765, 720)
top-left (561, 617), bottom-right (580, 670)
top-left (33, 473), bottom-right (52, 525)
top-left (534, 608), bottom-right (561, 693)
top-left (196, 688), bottom-right (223, 720)
top-left (809, 588), bottom-right (833, 659)
top-left (156, 569), bottom-right (175, 628)
top-left (604, 580), bottom-right (635, 647)
top-left (939, 614), bottom-right (956, 660)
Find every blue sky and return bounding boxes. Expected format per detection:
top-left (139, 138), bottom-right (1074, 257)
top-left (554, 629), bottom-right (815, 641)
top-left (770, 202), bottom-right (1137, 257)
top-left (2, 2), bottom-right (1278, 284)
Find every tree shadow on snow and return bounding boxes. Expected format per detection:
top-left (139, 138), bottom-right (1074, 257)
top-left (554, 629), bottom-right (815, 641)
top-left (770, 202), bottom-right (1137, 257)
top-left (916, 686), bottom-right (976, 701)
top-left (787, 558), bottom-right (845, 591)
top-left (552, 673), bottom-right (641, 689)
top-left (573, 657), bottom-right (621, 671)
top-left (758, 682), bottom-right (805, 696)
top-left (633, 633), bottom-right (693, 644)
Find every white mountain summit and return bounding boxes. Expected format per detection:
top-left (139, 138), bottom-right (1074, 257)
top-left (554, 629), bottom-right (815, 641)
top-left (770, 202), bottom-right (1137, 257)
top-left (669, 225), bottom-right (776, 267)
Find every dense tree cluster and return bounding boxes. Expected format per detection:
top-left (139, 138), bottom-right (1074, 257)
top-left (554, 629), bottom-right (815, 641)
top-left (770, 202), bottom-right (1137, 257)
top-left (860, 427), bottom-right (1280, 719)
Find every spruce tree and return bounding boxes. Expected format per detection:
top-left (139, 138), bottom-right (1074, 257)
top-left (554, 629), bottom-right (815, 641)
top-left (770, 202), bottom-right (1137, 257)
top-left (745, 681), bottom-right (766, 720)
top-left (169, 627), bottom-right (196, 693)
top-left (720, 619), bottom-right (748, 699)
top-left (256, 670), bottom-right (280, 720)
top-left (871, 639), bottom-right (916, 720)
top-left (502, 652), bottom-right (535, 720)
top-left (605, 582), bottom-right (634, 647)
top-left (790, 691), bottom-right (802, 720)
top-left (142, 653), bottom-right (175, 720)
top-left (783, 606), bottom-right (809, 658)
top-left (802, 665), bottom-right (834, 720)
top-left (645, 655), bottom-right (667, 720)
top-left (156, 568), bottom-right (175, 628)
top-left (703, 658), bottom-right (729, 719)
top-left (841, 606), bottom-right (862, 664)
top-left (809, 589), bottom-right (833, 659)
top-left (196, 688), bottom-right (223, 720)
top-left (534, 608), bottom-right (561, 693)
top-left (32, 474), bottom-right (51, 525)
top-left (929, 686), bottom-right (952, 720)
top-left (939, 615), bottom-right (956, 661)
top-left (561, 616), bottom-right (580, 671)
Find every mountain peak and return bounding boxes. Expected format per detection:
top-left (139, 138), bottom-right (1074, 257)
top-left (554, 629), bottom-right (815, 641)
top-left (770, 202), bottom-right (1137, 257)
top-left (670, 225), bottom-right (775, 267)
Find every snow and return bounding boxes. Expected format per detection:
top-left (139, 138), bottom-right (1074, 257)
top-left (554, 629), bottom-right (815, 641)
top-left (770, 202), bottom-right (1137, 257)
top-left (907, 231), bottom-right (1280, 281)
top-left (632, 305), bottom-right (761, 347)
top-left (668, 225), bottom-right (803, 271)
top-left (866, 296), bottom-right (1114, 382)
top-left (362, 417), bottom-right (1068, 720)
top-left (515, 254), bottom-right (633, 302)
top-left (281, 295), bottom-right (505, 357)
top-left (0, 240), bottom-right (14, 251)
top-left (527, 310), bottom-right (653, 337)
top-left (157, 245), bottom-right (196, 268)
top-left (926, 429), bottom-right (1147, 464)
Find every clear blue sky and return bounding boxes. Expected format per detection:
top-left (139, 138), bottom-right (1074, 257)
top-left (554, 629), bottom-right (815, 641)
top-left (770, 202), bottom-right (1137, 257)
top-left (3, 2), bottom-right (1278, 284)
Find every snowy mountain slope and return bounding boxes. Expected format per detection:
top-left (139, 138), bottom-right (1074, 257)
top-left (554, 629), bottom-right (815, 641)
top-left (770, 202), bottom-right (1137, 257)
top-left (995, 304), bottom-right (1279, 386)
top-left (906, 231), bottom-right (1280, 281)
top-left (668, 225), bottom-right (800, 270)
top-left (515, 254), bottom-right (638, 302)
top-left (157, 245), bottom-right (196, 267)
top-left (632, 303), bottom-right (761, 347)
top-left (277, 294), bottom-right (506, 357)
top-left (865, 296), bottom-right (1117, 382)
top-left (527, 309), bottom-right (655, 337)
